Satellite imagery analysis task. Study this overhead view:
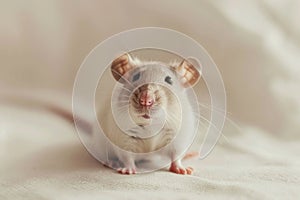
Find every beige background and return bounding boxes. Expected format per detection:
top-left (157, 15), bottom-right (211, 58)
top-left (1, 0), bottom-right (300, 137)
top-left (1, 1), bottom-right (300, 199)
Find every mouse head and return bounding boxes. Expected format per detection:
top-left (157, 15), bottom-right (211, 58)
top-left (110, 53), bottom-right (201, 126)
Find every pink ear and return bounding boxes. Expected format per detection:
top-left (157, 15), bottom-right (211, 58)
top-left (176, 60), bottom-right (201, 87)
top-left (111, 54), bottom-right (135, 82)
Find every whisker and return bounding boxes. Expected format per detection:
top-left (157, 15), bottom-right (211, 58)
top-left (118, 94), bottom-right (131, 98)
top-left (196, 101), bottom-right (231, 115)
top-left (117, 100), bottom-right (130, 103)
top-left (192, 107), bottom-right (231, 125)
top-left (119, 86), bottom-right (133, 93)
top-left (195, 114), bottom-right (232, 145)
top-left (115, 105), bottom-right (129, 110)
top-left (118, 95), bottom-right (131, 99)
top-left (115, 97), bottom-right (131, 102)
top-left (166, 112), bottom-right (181, 122)
top-left (115, 113), bottom-right (132, 126)
top-left (224, 116), bottom-right (243, 132)
top-left (115, 106), bottom-right (129, 110)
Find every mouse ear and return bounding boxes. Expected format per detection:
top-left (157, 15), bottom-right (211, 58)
top-left (175, 58), bottom-right (201, 87)
top-left (111, 53), bottom-right (136, 82)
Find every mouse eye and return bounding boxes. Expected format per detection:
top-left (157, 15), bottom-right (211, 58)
top-left (164, 76), bottom-right (173, 85)
top-left (132, 72), bottom-right (140, 82)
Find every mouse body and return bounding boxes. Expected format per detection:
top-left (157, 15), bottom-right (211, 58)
top-left (97, 54), bottom-right (201, 175)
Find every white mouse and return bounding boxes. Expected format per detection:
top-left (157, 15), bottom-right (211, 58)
top-left (97, 54), bottom-right (201, 175)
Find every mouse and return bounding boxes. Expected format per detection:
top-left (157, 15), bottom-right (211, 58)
top-left (97, 53), bottom-right (201, 175)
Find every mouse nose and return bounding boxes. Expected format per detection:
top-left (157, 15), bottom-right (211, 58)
top-left (139, 91), bottom-right (155, 107)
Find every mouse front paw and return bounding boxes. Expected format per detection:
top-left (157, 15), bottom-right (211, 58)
top-left (116, 156), bottom-right (136, 175)
top-left (169, 161), bottom-right (193, 175)
top-left (117, 167), bottom-right (136, 175)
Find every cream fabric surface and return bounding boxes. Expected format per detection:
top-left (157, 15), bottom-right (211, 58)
top-left (1, 0), bottom-right (300, 199)
top-left (0, 103), bottom-right (299, 200)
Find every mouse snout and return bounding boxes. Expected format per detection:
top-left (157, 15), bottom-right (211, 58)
top-left (139, 90), bottom-right (155, 107)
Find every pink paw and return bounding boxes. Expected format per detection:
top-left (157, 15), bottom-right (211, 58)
top-left (169, 162), bottom-right (193, 175)
top-left (117, 167), bottom-right (136, 175)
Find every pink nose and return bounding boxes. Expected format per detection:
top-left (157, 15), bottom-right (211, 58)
top-left (139, 92), bottom-right (154, 107)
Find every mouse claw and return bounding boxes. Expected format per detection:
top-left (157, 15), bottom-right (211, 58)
top-left (186, 167), bottom-right (194, 175)
top-left (117, 167), bottom-right (136, 175)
